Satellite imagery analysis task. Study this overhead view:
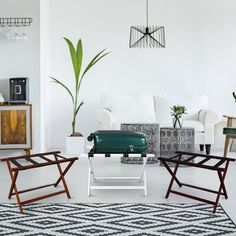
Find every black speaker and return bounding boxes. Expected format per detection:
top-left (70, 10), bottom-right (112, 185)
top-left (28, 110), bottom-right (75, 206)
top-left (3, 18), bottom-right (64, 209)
top-left (9, 77), bottom-right (29, 104)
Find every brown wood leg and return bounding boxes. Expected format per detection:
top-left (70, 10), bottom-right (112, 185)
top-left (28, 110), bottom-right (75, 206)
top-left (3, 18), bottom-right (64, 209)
top-left (162, 161), bottom-right (182, 187)
top-left (6, 161), bottom-right (23, 213)
top-left (54, 156), bottom-right (71, 199)
top-left (54, 161), bottom-right (75, 187)
top-left (217, 171), bottom-right (228, 199)
top-left (8, 171), bottom-right (18, 199)
top-left (165, 161), bottom-right (181, 199)
top-left (213, 161), bottom-right (230, 213)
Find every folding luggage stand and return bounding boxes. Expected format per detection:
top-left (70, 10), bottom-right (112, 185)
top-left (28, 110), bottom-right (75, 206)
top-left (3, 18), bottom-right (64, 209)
top-left (82, 153), bottom-right (154, 196)
top-left (1, 151), bottom-right (78, 213)
top-left (159, 151), bottom-right (235, 213)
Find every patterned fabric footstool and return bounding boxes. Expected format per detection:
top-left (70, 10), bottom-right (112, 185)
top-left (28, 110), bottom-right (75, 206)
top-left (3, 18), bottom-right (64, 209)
top-left (121, 123), bottom-right (160, 164)
top-left (160, 127), bottom-right (195, 166)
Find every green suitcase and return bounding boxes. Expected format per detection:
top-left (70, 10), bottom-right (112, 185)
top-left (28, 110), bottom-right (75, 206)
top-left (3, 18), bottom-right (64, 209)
top-left (87, 130), bottom-right (147, 154)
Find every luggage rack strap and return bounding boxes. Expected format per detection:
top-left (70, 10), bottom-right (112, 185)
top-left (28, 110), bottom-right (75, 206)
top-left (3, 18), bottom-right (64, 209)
top-left (2, 152), bottom-right (78, 171)
top-left (159, 151), bottom-right (235, 171)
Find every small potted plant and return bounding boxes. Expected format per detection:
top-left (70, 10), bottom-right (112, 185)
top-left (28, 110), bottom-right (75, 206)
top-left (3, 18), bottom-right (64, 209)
top-left (50, 38), bottom-right (109, 154)
top-left (170, 105), bottom-right (187, 128)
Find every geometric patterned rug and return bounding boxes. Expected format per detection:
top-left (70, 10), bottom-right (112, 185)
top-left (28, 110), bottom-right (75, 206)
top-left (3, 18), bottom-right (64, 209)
top-left (0, 203), bottom-right (236, 236)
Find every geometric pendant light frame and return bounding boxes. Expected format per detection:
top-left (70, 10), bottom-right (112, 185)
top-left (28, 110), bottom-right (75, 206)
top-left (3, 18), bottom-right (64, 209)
top-left (129, 0), bottom-right (165, 48)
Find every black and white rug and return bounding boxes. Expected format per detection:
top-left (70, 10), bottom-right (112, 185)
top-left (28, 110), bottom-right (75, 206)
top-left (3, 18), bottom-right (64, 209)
top-left (0, 203), bottom-right (236, 236)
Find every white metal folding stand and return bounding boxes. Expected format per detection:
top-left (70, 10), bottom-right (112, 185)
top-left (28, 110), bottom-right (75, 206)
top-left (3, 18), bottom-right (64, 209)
top-left (81, 153), bottom-right (154, 197)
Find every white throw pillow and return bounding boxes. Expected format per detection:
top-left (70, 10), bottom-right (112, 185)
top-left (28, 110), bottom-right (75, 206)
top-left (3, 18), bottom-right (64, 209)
top-left (153, 96), bottom-right (172, 126)
top-left (102, 93), bottom-right (156, 129)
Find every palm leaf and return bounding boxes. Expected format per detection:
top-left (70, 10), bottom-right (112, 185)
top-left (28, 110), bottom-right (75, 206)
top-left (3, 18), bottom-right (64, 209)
top-left (50, 76), bottom-right (74, 104)
top-left (81, 51), bottom-right (110, 81)
top-left (75, 100), bottom-right (84, 116)
top-left (76, 39), bottom-right (83, 90)
top-left (64, 37), bottom-right (79, 80)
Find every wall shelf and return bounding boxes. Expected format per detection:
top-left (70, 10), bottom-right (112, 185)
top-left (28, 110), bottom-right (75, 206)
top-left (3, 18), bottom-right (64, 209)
top-left (0, 17), bottom-right (33, 27)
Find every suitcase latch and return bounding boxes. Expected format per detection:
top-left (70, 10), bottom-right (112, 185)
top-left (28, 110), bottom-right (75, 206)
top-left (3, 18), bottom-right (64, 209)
top-left (129, 145), bottom-right (134, 152)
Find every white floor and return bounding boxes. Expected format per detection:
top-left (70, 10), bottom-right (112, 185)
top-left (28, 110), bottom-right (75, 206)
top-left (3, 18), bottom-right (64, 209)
top-left (0, 150), bottom-right (236, 224)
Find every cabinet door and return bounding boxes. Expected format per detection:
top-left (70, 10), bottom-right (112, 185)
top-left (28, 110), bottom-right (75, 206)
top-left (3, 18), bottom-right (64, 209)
top-left (0, 105), bottom-right (32, 149)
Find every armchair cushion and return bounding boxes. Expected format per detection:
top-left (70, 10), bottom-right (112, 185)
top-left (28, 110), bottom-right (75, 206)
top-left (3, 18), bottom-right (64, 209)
top-left (182, 120), bottom-right (204, 132)
top-left (199, 110), bottom-right (220, 125)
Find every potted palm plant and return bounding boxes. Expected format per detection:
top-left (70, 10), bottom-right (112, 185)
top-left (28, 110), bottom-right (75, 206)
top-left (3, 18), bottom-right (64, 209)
top-left (50, 37), bottom-right (109, 154)
top-left (170, 105), bottom-right (187, 128)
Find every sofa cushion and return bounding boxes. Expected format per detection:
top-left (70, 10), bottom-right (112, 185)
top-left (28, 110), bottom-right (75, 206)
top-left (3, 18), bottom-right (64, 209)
top-left (101, 93), bottom-right (156, 129)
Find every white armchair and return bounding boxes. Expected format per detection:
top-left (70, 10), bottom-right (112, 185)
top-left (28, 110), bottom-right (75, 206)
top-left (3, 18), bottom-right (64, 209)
top-left (183, 109), bottom-right (220, 154)
top-left (96, 93), bottom-right (220, 154)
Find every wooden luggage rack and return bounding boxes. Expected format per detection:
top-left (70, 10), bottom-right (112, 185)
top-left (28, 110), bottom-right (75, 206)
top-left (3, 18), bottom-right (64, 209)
top-left (159, 151), bottom-right (235, 213)
top-left (2, 151), bottom-right (78, 213)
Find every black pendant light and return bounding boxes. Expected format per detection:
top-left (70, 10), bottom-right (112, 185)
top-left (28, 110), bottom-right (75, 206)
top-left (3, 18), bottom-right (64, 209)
top-left (129, 0), bottom-right (165, 48)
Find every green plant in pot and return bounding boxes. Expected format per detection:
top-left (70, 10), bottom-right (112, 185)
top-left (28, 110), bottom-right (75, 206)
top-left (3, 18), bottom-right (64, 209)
top-left (50, 38), bottom-right (109, 153)
top-left (51, 38), bottom-right (109, 136)
top-left (170, 105), bottom-right (187, 128)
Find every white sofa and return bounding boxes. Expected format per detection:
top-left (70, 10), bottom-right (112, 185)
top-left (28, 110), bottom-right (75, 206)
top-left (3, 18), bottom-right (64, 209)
top-left (96, 93), bottom-right (221, 154)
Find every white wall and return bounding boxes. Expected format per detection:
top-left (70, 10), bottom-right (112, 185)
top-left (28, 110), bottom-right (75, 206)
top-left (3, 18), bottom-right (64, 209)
top-left (43, 0), bottom-right (236, 149)
top-left (0, 0), bottom-right (41, 154)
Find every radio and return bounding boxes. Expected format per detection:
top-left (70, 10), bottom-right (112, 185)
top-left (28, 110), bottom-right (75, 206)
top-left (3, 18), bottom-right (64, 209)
top-left (9, 77), bottom-right (29, 104)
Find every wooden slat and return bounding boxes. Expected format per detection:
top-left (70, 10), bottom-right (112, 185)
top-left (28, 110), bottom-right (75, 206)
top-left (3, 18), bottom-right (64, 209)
top-left (12, 184), bottom-right (55, 195)
top-left (1, 151), bottom-right (61, 161)
top-left (38, 155), bottom-right (53, 163)
top-left (11, 157), bottom-right (78, 172)
top-left (181, 183), bottom-right (225, 196)
top-left (175, 151), bottom-right (235, 162)
top-left (21, 190), bottom-right (66, 205)
top-left (170, 190), bottom-right (215, 205)
top-left (197, 157), bottom-right (211, 165)
top-left (10, 159), bottom-right (24, 169)
top-left (55, 154), bottom-right (67, 160)
top-left (182, 155), bottom-right (197, 163)
top-left (159, 158), bottom-right (224, 171)
top-left (25, 157), bottom-right (40, 166)
top-left (214, 159), bottom-right (226, 168)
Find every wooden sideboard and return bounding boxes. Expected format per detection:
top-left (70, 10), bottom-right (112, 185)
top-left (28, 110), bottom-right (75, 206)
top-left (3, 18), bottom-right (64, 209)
top-left (0, 104), bottom-right (32, 154)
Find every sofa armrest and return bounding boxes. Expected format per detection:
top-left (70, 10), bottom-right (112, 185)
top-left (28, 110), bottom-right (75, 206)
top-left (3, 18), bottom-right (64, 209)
top-left (96, 108), bottom-right (113, 129)
top-left (198, 110), bottom-right (221, 126)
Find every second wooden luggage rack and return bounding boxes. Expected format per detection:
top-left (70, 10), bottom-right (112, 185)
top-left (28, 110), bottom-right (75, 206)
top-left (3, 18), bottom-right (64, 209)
top-left (159, 151), bottom-right (235, 213)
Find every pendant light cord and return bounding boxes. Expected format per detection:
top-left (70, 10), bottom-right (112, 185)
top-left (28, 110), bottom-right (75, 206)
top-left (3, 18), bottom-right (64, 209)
top-left (146, 0), bottom-right (149, 27)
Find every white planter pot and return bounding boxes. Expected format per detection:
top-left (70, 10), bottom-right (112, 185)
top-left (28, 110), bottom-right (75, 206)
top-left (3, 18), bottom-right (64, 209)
top-left (66, 136), bottom-right (85, 155)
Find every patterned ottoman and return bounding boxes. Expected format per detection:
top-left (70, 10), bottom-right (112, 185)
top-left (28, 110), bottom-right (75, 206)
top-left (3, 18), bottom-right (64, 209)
top-left (121, 123), bottom-right (160, 164)
top-left (160, 127), bottom-right (195, 166)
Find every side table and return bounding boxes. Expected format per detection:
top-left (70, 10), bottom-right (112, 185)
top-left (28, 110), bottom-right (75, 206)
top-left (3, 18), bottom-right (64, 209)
top-left (160, 127), bottom-right (195, 165)
top-left (121, 123), bottom-right (159, 164)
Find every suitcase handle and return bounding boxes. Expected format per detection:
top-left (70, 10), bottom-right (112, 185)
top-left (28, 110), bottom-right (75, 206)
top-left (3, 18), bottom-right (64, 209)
top-left (87, 133), bottom-right (95, 142)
